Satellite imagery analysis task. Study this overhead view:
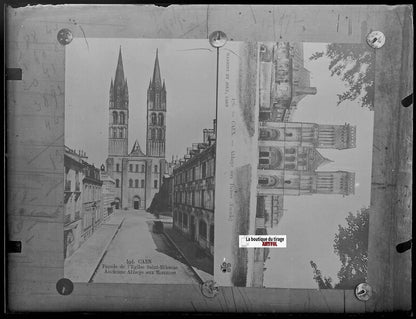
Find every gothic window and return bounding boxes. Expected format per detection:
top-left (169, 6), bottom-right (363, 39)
top-left (151, 129), bottom-right (156, 140)
top-left (154, 180), bottom-right (158, 188)
top-left (141, 165), bottom-right (145, 173)
top-left (259, 151), bottom-right (270, 157)
top-left (201, 190), bottom-right (205, 207)
top-left (209, 224), bottom-right (214, 245)
top-left (183, 213), bottom-right (188, 228)
top-left (158, 113), bottom-right (164, 126)
top-left (116, 163), bottom-right (120, 172)
top-left (119, 112), bottom-right (125, 125)
top-left (156, 94), bottom-right (159, 108)
top-left (141, 179), bottom-right (145, 188)
top-left (129, 164), bottom-right (133, 172)
top-left (135, 179), bottom-right (139, 188)
top-left (112, 129), bottom-right (117, 138)
top-left (135, 164), bottom-right (139, 172)
top-left (258, 177), bottom-right (268, 185)
top-left (285, 180), bottom-right (292, 184)
top-left (154, 165), bottom-right (158, 173)
top-left (158, 128), bottom-right (163, 140)
top-left (285, 148), bottom-right (296, 154)
top-left (155, 129), bottom-right (159, 140)
top-left (202, 162), bottom-right (207, 179)
top-left (119, 128), bottom-right (123, 138)
top-left (116, 179), bottom-right (120, 188)
top-left (151, 113), bottom-right (157, 125)
top-left (259, 158), bottom-right (270, 165)
top-left (129, 179), bottom-right (133, 188)
top-left (112, 111), bottom-right (118, 124)
top-left (285, 132), bottom-right (293, 137)
top-left (199, 219), bottom-right (207, 239)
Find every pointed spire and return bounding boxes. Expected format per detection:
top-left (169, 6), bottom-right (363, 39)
top-left (152, 48), bottom-right (162, 87)
top-left (114, 46), bottom-right (125, 87)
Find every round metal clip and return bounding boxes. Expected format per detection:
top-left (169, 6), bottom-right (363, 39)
top-left (57, 28), bottom-right (73, 46)
top-left (209, 31), bottom-right (228, 48)
top-left (366, 31), bottom-right (385, 49)
top-left (200, 280), bottom-right (219, 298)
top-left (354, 282), bottom-right (373, 301)
top-left (56, 278), bottom-right (74, 296)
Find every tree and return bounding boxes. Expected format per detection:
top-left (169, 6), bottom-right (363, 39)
top-left (309, 44), bottom-right (375, 110)
top-left (310, 261), bottom-right (333, 289)
top-left (310, 207), bottom-right (369, 289)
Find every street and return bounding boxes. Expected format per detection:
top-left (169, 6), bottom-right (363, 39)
top-left (90, 210), bottom-right (201, 284)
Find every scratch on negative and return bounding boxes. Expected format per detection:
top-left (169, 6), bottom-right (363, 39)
top-left (249, 6), bottom-right (257, 24)
top-left (180, 24), bottom-right (200, 37)
top-left (206, 5), bottom-right (210, 38)
top-left (25, 234), bottom-right (35, 243)
top-left (46, 180), bottom-right (63, 197)
top-left (79, 25), bottom-right (89, 50)
top-left (27, 133), bottom-right (64, 164)
top-left (337, 14), bottom-right (340, 32)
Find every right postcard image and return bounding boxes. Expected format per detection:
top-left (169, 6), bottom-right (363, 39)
top-left (214, 41), bottom-right (375, 289)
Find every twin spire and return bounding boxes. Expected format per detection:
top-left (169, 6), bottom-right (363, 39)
top-left (149, 48), bottom-right (166, 90)
top-left (109, 46), bottom-right (128, 106)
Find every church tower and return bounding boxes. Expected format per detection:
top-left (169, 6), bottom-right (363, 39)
top-left (146, 49), bottom-right (167, 158)
top-left (258, 122), bottom-right (356, 150)
top-left (108, 47), bottom-right (129, 157)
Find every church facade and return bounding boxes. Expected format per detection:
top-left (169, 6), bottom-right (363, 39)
top-left (257, 121), bottom-right (356, 196)
top-left (105, 48), bottom-right (167, 210)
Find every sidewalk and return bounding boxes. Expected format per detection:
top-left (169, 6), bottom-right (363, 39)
top-left (163, 224), bottom-right (214, 282)
top-left (64, 212), bottom-right (125, 282)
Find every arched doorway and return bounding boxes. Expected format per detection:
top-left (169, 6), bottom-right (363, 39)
top-left (114, 198), bottom-right (121, 210)
top-left (133, 196), bottom-right (141, 210)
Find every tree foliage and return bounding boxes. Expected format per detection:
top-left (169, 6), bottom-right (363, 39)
top-left (310, 207), bottom-right (369, 289)
top-left (309, 44), bottom-right (375, 110)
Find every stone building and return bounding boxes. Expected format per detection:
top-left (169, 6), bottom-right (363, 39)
top-left (81, 161), bottom-right (103, 241)
top-left (172, 120), bottom-right (216, 257)
top-left (105, 48), bottom-right (168, 210)
top-left (100, 166), bottom-right (116, 220)
top-left (259, 42), bottom-right (317, 122)
top-left (257, 121), bottom-right (356, 197)
top-left (64, 147), bottom-right (85, 259)
top-left (64, 146), bottom-right (103, 259)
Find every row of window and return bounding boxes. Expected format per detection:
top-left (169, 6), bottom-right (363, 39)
top-left (174, 189), bottom-right (214, 209)
top-left (173, 211), bottom-right (214, 245)
top-left (112, 111), bottom-right (126, 125)
top-left (148, 128), bottom-right (165, 141)
top-left (110, 127), bottom-right (126, 139)
top-left (174, 158), bottom-right (215, 185)
top-left (150, 113), bottom-right (164, 126)
top-left (115, 179), bottom-right (158, 189)
top-left (114, 163), bottom-right (159, 173)
top-left (83, 184), bottom-right (101, 203)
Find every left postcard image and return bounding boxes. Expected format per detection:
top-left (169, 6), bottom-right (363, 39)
top-left (64, 38), bottom-right (216, 284)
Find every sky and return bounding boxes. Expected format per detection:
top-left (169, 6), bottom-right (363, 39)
top-left (263, 42), bottom-right (374, 289)
top-left (65, 38), bottom-right (217, 166)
